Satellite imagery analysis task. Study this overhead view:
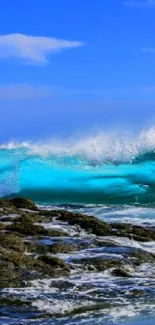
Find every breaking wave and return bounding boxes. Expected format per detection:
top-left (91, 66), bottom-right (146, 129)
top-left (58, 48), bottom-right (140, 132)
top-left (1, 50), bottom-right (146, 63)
top-left (1, 127), bottom-right (155, 204)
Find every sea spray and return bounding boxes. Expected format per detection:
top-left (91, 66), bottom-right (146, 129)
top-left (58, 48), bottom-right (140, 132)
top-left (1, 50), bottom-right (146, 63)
top-left (1, 127), bottom-right (155, 204)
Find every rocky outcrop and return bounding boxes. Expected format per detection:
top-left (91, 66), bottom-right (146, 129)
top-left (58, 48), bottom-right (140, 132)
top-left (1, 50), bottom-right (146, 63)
top-left (1, 197), bottom-right (155, 290)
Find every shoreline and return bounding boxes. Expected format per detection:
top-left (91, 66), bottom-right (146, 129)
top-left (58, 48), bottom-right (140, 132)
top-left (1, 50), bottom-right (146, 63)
top-left (0, 197), bottom-right (155, 323)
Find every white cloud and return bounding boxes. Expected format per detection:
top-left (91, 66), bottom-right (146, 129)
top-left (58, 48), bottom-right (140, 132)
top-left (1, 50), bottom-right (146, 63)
top-left (0, 84), bottom-right (54, 99)
top-left (124, 0), bottom-right (155, 8)
top-left (0, 33), bottom-right (83, 65)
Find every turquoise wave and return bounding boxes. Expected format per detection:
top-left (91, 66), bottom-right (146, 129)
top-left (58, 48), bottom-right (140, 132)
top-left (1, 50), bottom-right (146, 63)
top-left (1, 132), bottom-right (155, 204)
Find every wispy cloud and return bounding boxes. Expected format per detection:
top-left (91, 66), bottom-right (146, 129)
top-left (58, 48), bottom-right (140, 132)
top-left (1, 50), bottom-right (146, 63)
top-left (142, 48), bottom-right (155, 53)
top-left (0, 83), bottom-right (155, 101)
top-left (123, 0), bottom-right (155, 8)
top-left (0, 84), bottom-right (54, 100)
top-left (0, 33), bottom-right (83, 65)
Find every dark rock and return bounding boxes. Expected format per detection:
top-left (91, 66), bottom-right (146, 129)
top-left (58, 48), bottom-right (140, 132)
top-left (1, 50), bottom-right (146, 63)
top-left (6, 220), bottom-right (50, 236)
top-left (0, 260), bottom-right (19, 288)
top-left (0, 223), bottom-right (4, 230)
top-left (111, 267), bottom-right (131, 277)
top-left (39, 210), bottom-right (60, 217)
top-left (126, 248), bottom-right (155, 266)
top-left (26, 242), bottom-right (49, 254)
top-left (0, 233), bottom-right (25, 252)
top-left (9, 197), bottom-right (38, 211)
top-left (0, 199), bottom-right (15, 210)
top-left (6, 219), bottom-right (66, 237)
top-left (111, 222), bottom-right (155, 242)
top-left (129, 289), bottom-right (146, 297)
top-left (50, 242), bottom-right (78, 254)
top-left (38, 255), bottom-right (70, 274)
top-left (57, 211), bottom-right (112, 236)
top-left (15, 213), bottom-right (52, 223)
top-left (71, 257), bottom-right (122, 272)
top-left (1, 216), bottom-right (19, 222)
top-left (0, 246), bottom-right (70, 287)
top-left (48, 229), bottom-right (67, 237)
top-left (94, 239), bottom-right (120, 248)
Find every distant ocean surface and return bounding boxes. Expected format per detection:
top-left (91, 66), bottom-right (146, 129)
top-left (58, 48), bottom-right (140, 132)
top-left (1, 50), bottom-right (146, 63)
top-left (1, 128), bottom-right (155, 324)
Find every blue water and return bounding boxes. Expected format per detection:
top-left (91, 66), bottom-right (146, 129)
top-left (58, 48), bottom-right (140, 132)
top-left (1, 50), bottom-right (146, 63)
top-left (1, 129), bottom-right (155, 205)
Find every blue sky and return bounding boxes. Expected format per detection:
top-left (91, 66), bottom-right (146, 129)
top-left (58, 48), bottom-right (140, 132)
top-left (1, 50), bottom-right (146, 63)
top-left (1, 0), bottom-right (155, 141)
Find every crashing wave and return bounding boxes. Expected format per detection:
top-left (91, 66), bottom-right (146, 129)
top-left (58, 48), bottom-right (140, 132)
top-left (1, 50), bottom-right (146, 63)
top-left (1, 126), bottom-right (155, 204)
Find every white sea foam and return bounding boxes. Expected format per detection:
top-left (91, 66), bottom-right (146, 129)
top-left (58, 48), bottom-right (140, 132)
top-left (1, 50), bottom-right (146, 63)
top-left (1, 126), bottom-right (155, 162)
top-left (63, 205), bottom-right (155, 227)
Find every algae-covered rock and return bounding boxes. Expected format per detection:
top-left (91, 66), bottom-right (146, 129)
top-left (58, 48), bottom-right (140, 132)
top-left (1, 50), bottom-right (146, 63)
top-left (94, 239), bottom-right (120, 248)
top-left (9, 197), bottom-right (38, 211)
top-left (6, 220), bottom-right (50, 236)
top-left (129, 289), bottom-right (146, 297)
top-left (126, 248), bottom-right (155, 266)
top-left (71, 256), bottom-right (122, 272)
top-left (0, 246), bottom-right (70, 288)
top-left (57, 211), bottom-right (112, 236)
top-left (6, 216), bottom-right (67, 237)
top-left (111, 222), bottom-right (155, 242)
top-left (26, 242), bottom-right (49, 254)
top-left (15, 213), bottom-right (52, 224)
top-left (0, 233), bottom-right (25, 252)
top-left (0, 223), bottom-right (4, 230)
top-left (0, 260), bottom-right (19, 288)
top-left (0, 199), bottom-right (15, 209)
top-left (38, 255), bottom-right (70, 275)
top-left (1, 196), bottom-right (155, 293)
top-left (50, 242), bottom-right (78, 254)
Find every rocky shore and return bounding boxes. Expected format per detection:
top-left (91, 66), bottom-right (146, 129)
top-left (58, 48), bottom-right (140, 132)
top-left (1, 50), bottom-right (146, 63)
top-left (0, 197), bottom-right (155, 293)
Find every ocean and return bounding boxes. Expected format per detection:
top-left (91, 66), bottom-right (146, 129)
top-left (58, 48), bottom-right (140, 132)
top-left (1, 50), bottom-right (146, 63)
top-left (1, 128), bottom-right (155, 324)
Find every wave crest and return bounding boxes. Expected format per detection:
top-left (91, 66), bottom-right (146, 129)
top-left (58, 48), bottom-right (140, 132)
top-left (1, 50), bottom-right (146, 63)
top-left (1, 127), bottom-right (155, 204)
top-left (1, 126), bottom-right (155, 164)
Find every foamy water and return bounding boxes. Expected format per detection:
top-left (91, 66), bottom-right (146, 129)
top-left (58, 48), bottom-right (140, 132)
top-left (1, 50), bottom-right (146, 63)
top-left (1, 128), bottom-right (155, 324)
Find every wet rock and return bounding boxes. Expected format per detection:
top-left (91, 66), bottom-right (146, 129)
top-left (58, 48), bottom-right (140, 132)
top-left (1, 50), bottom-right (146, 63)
top-left (39, 209), bottom-right (60, 217)
top-left (6, 220), bottom-right (50, 236)
top-left (71, 257), bottom-right (122, 272)
top-left (1, 215), bottom-right (20, 222)
top-left (94, 239), bottom-right (120, 248)
top-left (129, 289), bottom-right (146, 297)
top-left (9, 197), bottom-right (38, 211)
top-left (111, 222), bottom-right (155, 242)
top-left (48, 229), bottom-right (68, 237)
top-left (26, 242), bottom-right (49, 254)
top-left (15, 213), bottom-right (52, 223)
top-left (0, 246), bottom-right (70, 287)
top-left (0, 260), bottom-right (20, 288)
top-left (38, 255), bottom-right (70, 275)
top-left (126, 248), bottom-right (155, 266)
top-left (111, 267), bottom-right (132, 277)
top-left (50, 242), bottom-right (78, 254)
top-left (6, 219), bottom-right (66, 237)
top-left (50, 280), bottom-right (75, 290)
top-left (57, 211), bottom-right (112, 236)
top-left (0, 223), bottom-right (4, 230)
top-left (0, 199), bottom-right (16, 210)
top-left (0, 296), bottom-right (31, 307)
top-left (1, 197), bottom-right (155, 293)
top-left (0, 233), bottom-right (25, 252)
